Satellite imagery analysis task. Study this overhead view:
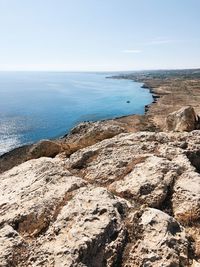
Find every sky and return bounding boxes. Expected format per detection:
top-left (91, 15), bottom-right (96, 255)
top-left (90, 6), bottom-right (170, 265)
top-left (0, 0), bottom-right (199, 71)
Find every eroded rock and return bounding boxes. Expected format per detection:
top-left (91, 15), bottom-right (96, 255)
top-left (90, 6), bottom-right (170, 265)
top-left (0, 157), bottom-right (85, 235)
top-left (28, 140), bottom-right (62, 159)
top-left (32, 187), bottom-right (128, 267)
top-left (109, 156), bottom-right (181, 207)
top-left (66, 132), bottom-right (160, 185)
top-left (62, 120), bottom-right (125, 155)
top-left (2, 128), bottom-right (200, 265)
top-left (165, 106), bottom-right (198, 132)
top-left (123, 208), bottom-right (189, 267)
top-left (173, 171), bottom-right (200, 223)
top-left (0, 225), bottom-right (27, 266)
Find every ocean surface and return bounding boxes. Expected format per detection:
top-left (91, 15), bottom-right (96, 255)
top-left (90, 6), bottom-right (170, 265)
top-left (0, 72), bottom-right (152, 155)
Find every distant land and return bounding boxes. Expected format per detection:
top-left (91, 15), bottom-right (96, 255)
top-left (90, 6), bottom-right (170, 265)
top-left (1, 68), bottom-right (200, 266)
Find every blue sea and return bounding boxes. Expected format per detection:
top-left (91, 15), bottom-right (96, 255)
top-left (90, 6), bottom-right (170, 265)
top-left (0, 72), bottom-right (152, 155)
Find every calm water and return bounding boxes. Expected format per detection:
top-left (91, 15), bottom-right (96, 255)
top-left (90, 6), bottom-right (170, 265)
top-left (0, 72), bottom-right (152, 155)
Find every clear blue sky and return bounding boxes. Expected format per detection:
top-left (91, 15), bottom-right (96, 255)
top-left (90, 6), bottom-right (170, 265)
top-left (0, 0), bottom-right (199, 71)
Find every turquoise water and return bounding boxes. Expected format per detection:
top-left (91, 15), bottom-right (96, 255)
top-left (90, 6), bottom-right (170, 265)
top-left (0, 72), bottom-right (152, 155)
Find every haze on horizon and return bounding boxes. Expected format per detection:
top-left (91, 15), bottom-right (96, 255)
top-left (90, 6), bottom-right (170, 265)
top-left (0, 0), bottom-right (199, 72)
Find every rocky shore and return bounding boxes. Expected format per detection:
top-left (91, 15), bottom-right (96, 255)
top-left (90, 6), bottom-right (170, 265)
top-left (1, 69), bottom-right (200, 266)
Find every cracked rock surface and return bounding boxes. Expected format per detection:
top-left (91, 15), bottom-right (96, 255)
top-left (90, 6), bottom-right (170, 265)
top-left (123, 208), bottom-right (189, 267)
top-left (2, 125), bottom-right (200, 265)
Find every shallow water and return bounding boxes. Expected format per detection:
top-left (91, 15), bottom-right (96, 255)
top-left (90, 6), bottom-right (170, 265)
top-left (0, 72), bottom-right (152, 155)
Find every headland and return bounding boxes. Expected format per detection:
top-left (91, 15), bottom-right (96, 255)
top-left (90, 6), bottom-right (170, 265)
top-left (1, 69), bottom-right (200, 266)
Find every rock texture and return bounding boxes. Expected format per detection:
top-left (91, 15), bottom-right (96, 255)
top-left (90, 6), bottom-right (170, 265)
top-left (192, 260), bottom-right (200, 267)
top-left (0, 157), bottom-right (86, 234)
top-left (27, 140), bottom-right (63, 159)
top-left (32, 187), bottom-right (127, 267)
top-left (2, 118), bottom-right (200, 265)
top-left (173, 171), bottom-right (200, 223)
top-left (0, 177), bottom-right (128, 266)
top-left (0, 225), bottom-right (25, 266)
top-left (109, 156), bottom-right (181, 208)
top-left (62, 120), bottom-right (126, 155)
top-left (166, 106), bottom-right (198, 132)
top-left (0, 120), bottom-right (126, 174)
top-left (123, 208), bottom-right (189, 267)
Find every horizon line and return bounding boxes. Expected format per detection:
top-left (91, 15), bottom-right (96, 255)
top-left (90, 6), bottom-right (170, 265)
top-left (0, 67), bottom-right (199, 73)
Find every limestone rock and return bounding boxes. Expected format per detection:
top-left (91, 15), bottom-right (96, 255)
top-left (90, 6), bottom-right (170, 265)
top-left (2, 129), bottom-right (200, 265)
top-left (28, 139), bottom-right (62, 159)
top-left (0, 225), bottom-right (26, 266)
top-left (63, 120), bottom-right (125, 155)
top-left (0, 157), bottom-right (85, 234)
top-left (123, 208), bottom-right (188, 267)
top-left (66, 132), bottom-right (160, 185)
top-left (0, 186), bottom-right (128, 266)
top-left (192, 260), bottom-right (200, 267)
top-left (109, 156), bottom-right (181, 207)
top-left (32, 187), bottom-right (128, 267)
top-left (0, 144), bottom-right (32, 174)
top-left (66, 130), bottom-right (200, 186)
top-left (172, 171), bottom-right (200, 223)
top-left (0, 156), bottom-right (128, 266)
top-left (165, 106), bottom-right (197, 132)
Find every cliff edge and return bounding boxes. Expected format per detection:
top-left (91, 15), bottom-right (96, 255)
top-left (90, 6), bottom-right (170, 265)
top-left (1, 70), bottom-right (200, 266)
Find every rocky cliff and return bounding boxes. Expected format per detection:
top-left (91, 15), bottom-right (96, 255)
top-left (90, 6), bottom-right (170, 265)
top-left (1, 70), bottom-right (200, 266)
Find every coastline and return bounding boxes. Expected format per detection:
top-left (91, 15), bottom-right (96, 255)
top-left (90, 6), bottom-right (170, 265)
top-left (111, 69), bottom-right (200, 130)
top-left (0, 73), bottom-right (152, 157)
top-left (1, 69), bottom-right (200, 174)
top-left (2, 69), bottom-right (200, 265)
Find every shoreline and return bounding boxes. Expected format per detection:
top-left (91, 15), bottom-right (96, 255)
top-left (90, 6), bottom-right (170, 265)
top-left (111, 69), bottom-right (200, 130)
top-left (0, 77), bottom-right (156, 173)
top-left (2, 69), bottom-right (200, 265)
top-left (0, 78), bottom-right (154, 158)
top-left (1, 69), bottom-right (200, 173)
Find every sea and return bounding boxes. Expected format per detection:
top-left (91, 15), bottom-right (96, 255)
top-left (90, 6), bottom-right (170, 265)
top-left (0, 72), bottom-right (152, 155)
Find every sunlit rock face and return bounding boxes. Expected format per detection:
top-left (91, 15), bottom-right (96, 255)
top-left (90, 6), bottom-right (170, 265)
top-left (165, 106), bottom-right (198, 132)
top-left (2, 120), bottom-right (200, 265)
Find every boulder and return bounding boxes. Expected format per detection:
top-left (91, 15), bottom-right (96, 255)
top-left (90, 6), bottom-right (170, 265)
top-left (28, 139), bottom-right (62, 159)
top-left (165, 106), bottom-right (197, 132)
top-left (63, 120), bottom-right (125, 155)
top-left (123, 208), bottom-right (189, 267)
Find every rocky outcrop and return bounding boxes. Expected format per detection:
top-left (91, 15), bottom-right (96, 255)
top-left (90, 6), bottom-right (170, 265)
top-left (123, 208), bottom-right (189, 267)
top-left (32, 187), bottom-right (128, 266)
top-left (109, 156), bottom-right (181, 208)
top-left (2, 123), bottom-right (200, 265)
top-left (62, 120), bottom-right (126, 155)
top-left (173, 171), bottom-right (200, 223)
top-left (0, 157), bottom-right (86, 234)
top-left (0, 165), bottom-right (128, 266)
top-left (27, 140), bottom-right (63, 159)
top-left (166, 106), bottom-right (198, 132)
top-left (0, 120), bottom-right (126, 174)
top-left (0, 144), bottom-right (32, 174)
top-left (0, 140), bottom-right (63, 175)
top-left (65, 131), bottom-right (200, 221)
